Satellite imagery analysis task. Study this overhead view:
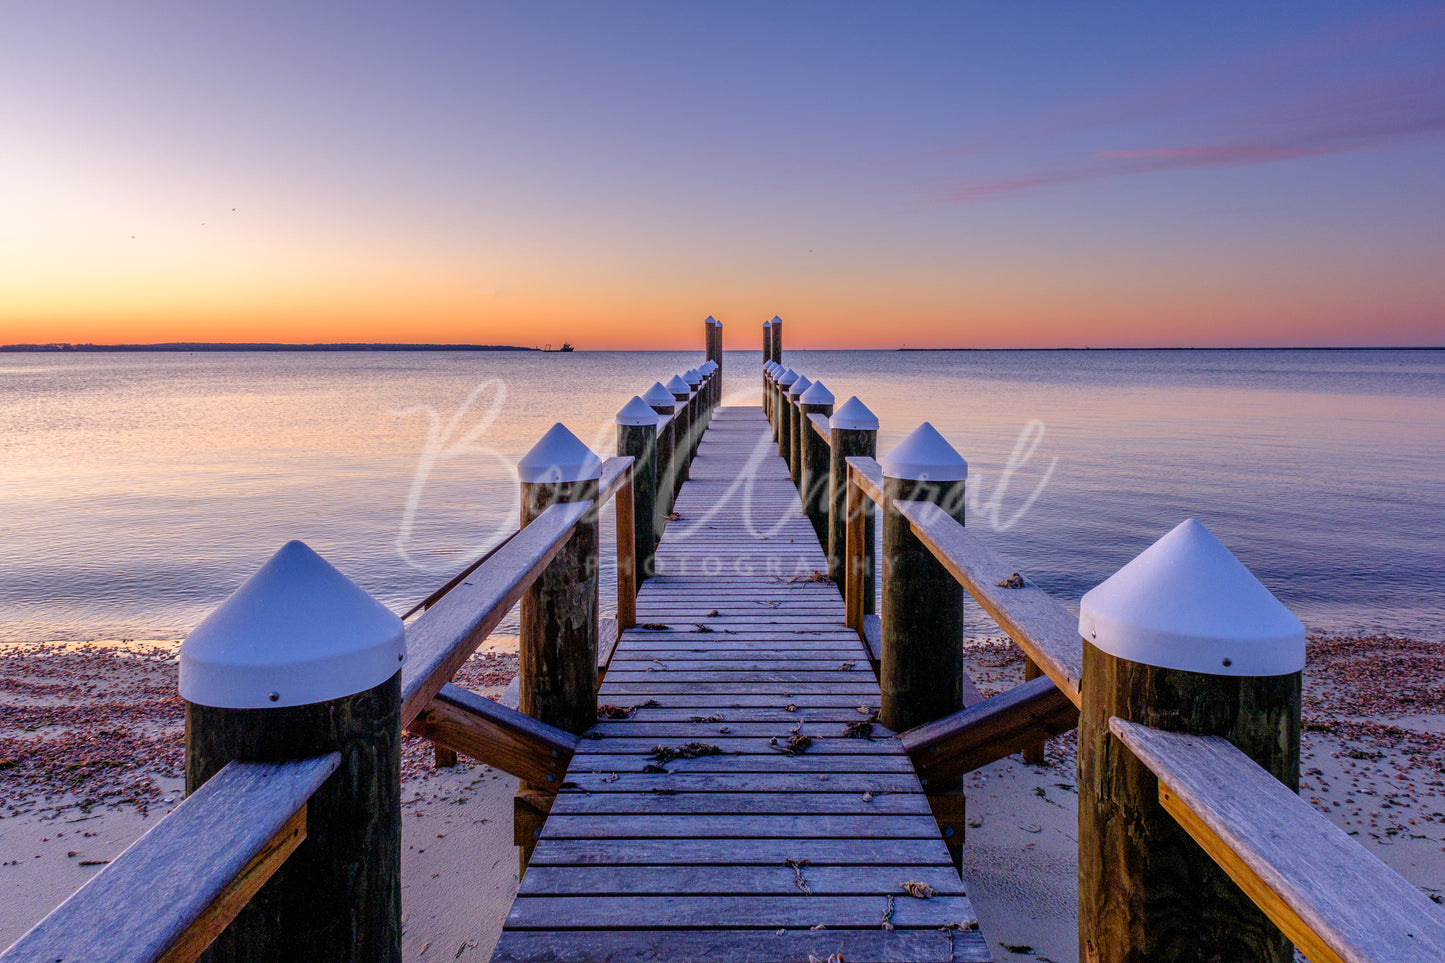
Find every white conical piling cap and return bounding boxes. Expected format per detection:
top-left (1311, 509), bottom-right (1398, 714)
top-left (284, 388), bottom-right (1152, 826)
top-left (706, 316), bottom-right (717, 325)
top-left (881, 423), bottom-right (968, 481)
top-left (683, 368), bottom-right (702, 386)
top-left (1079, 519), bottom-right (1306, 676)
top-left (517, 423), bottom-right (602, 483)
top-left (788, 375), bottom-right (812, 398)
top-left (666, 375), bottom-right (690, 396)
top-left (830, 396), bottom-right (879, 431)
top-left (763, 361), bottom-right (777, 376)
top-left (703, 360), bottom-right (718, 373)
top-left (616, 395), bottom-right (659, 427)
top-left (642, 382), bottom-right (675, 408)
top-left (777, 368), bottom-right (799, 386)
top-left (800, 380), bottom-right (834, 406)
top-left (180, 541), bottom-right (405, 709)
top-left (771, 316), bottom-right (782, 326)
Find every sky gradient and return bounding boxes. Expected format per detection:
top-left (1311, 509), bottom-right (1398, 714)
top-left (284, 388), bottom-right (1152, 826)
top-left (4, 2), bottom-right (1444, 349)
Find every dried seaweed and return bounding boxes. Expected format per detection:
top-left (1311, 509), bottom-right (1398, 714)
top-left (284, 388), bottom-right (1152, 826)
top-left (842, 719), bottom-right (874, 740)
top-left (641, 763), bottom-right (668, 774)
top-left (705, 609), bottom-right (720, 617)
top-left (650, 742), bottom-right (724, 763)
top-left (901, 880), bottom-right (936, 899)
top-left (691, 623), bottom-right (715, 633)
top-left (881, 894), bottom-right (896, 930)
top-left (689, 713), bottom-right (724, 723)
top-left (597, 705), bottom-right (630, 719)
top-left (996, 572), bottom-right (1025, 589)
top-left (638, 623), bottom-right (671, 630)
top-left (790, 570), bottom-right (831, 583)
top-left (838, 661), bottom-right (856, 670)
top-left (769, 730), bottom-right (812, 755)
top-left (787, 857), bottom-right (812, 895)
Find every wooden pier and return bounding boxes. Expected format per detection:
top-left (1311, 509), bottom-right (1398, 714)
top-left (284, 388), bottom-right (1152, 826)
top-left (7, 317), bottom-right (1445, 963)
top-left (494, 407), bottom-right (987, 962)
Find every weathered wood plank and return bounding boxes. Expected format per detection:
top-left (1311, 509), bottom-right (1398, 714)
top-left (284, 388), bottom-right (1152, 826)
top-left (400, 500), bottom-right (589, 725)
top-left (570, 737), bottom-right (900, 755)
top-left (550, 791), bottom-right (928, 815)
top-left (892, 499), bottom-right (1083, 704)
top-left (559, 771), bottom-right (925, 794)
top-left (491, 928), bottom-right (990, 963)
top-left (566, 753), bottom-right (916, 773)
top-left (516, 863), bottom-right (964, 896)
top-left (528, 837), bottom-right (953, 866)
top-left (2, 755), bottom-right (337, 963)
top-left (540, 813), bottom-right (943, 839)
top-left (506, 893), bottom-right (972, 929)
top-left (1111, 718), bottom-right (1445, 963)
top-left (407, 683), bottom-right (577, 786)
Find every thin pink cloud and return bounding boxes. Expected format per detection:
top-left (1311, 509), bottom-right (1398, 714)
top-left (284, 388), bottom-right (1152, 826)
top-left (930, 66), bottom-right (1445, 204)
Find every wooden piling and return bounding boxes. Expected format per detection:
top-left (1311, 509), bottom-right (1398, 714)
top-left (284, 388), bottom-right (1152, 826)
top-left (516, 425), bottom-right (601, 872)
top-left (710, 320), bottom-right (723, 403)
top-left (828, 397), bottom-right (878, 591)
top-left (786, 375), bottom-right (811, 490)
top-left (1077, 519), bottom-right (1303, 963)
top-left (1022, 656), bottom-right (1045, 765)
top-left (798, 381), bottom-right (834, 548)
top-left (667, 376), bottom-right (692, 497)
top-left (877, 425), bottom-right (968, 869)
top-left (616, 398), bottom-right (658, 580)
top-left (770, 316), bottom-right (782, 365)
top-left (762, 324), bottom-right (773, 409)
top-left (643, 383), bottom-right (678, 530)
top-left (180, 541), bottom-right (405, 963)
top-left (775, 369), bottom-right (798, 462)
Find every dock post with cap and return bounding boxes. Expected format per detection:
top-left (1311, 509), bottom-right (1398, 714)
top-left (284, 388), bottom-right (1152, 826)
top-left (514, 423), bottom-right (601, 873)
top-left (786, 374), bottom-right (811, 490)
top-left (617, 397), bottom-right (658, 580)
top-left (180, 541), bottom-right (405, 962)
top-left (643, 381), bottom-right (678, 529)
top-left (774, 368), bottom-right (798, 462)
top-left (878, 423), bottom-right (969, 869)
top-left (683, 368), bottom-right (703, 453)
top-left (798, 380), bottom-right (834, 547)
top-left (1077, 519), bottom-right (1303, 963)
top-left (762, 323), bottom-right (774, 409)
top-left (667, 375), bottom-right (692, 496)
top-left (828, 396), bottom-right (878, 589)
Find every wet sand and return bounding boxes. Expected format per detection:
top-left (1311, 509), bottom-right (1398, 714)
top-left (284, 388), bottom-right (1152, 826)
top-left (2, 634), bottom-right (1442, 962)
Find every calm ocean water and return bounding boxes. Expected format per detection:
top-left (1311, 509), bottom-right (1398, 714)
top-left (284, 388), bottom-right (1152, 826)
top-left (1, 349), bottom-right (1442, 644)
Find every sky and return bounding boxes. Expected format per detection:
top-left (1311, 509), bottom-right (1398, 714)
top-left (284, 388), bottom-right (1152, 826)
top-left (3, 2), bottom-right (1444, 349)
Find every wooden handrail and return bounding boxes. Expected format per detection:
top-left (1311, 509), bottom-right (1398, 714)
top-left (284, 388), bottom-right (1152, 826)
top-left (597, 455), bottom-right (633, 505)
top-left (1, 754), bottom-right (339, 963)
top-left (400, 500), bottom-right (591, 726)
top-left (846, 455), bottom-right (885, 506)
top-left (408, 684), bottom-right (577, 787)
top-left (400, 528), bottom-right (522, 621)
top-left (809, 411), bottom-right (830, 442)
top-left (901, 676), bottom-right (1077, 784)
top-left (1111, 718), bottom-right (1445, 963)
top-left (891, 499), bottom-right (1084, 705)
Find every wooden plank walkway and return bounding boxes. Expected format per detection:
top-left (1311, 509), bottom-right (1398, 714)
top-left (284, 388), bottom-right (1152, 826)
top-left (492, 407), bottom-right (989, 963)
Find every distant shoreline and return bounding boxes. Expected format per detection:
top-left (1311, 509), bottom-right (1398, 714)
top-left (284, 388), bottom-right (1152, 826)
top-left (895, 345), bottom-right (1443, 351)
top-left (1, 342), bottom-right (540, 353)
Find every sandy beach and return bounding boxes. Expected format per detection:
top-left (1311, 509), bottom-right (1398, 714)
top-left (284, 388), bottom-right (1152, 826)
top-left (2, 633), bottom-right (1442, 962)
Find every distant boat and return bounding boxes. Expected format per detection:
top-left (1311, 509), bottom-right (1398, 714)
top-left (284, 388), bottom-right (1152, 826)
top-left (543, 343), bottom-right (575, 353)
